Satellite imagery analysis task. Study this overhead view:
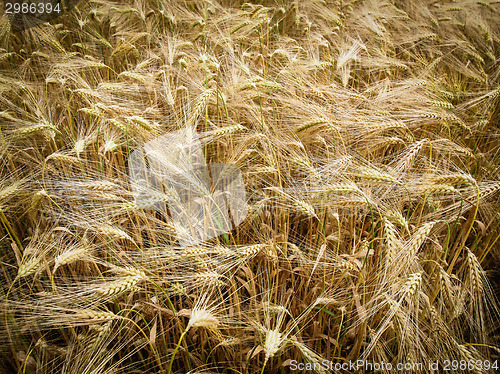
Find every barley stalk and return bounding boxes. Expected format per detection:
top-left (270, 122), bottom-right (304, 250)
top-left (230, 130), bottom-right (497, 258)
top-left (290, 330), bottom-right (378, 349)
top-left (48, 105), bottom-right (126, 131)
top-left (53, 247), bottom-right (88, 271)
top-left (402, 273), bottom-right (422, 299)
top-left (187, 309), bottom-right (219, 329)
top-left (383, 218), bottom-right (398, 261)
top-left (263, 329), bottom-right (284, 360)
top-left (292, 199), bottom-right (317, 218)
top-left (433, 174), bottom-right (472, 186)
top-left (96, 274), bottom-right (144, 297)
top-left (196, 271), bottom-right (225, 287)
top-left (357, 167), bottom-right (396, 183)
top-left (77, 309), bottom-right (120, 321)
top-left (18, 257), bottom-right (41, 278)
top-left (99, 225), bottom-right (132, 241)
top-left (466, 249), bottom-right (483, 294)
top-left (408, 222), bottom-right (435, 256)
top-left (0, 181), bottom-right (22, 202)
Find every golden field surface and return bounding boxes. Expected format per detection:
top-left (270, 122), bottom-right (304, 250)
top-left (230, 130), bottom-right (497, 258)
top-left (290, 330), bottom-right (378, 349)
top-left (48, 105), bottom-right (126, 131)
top-left (0, 0), bottom-right (499, 373)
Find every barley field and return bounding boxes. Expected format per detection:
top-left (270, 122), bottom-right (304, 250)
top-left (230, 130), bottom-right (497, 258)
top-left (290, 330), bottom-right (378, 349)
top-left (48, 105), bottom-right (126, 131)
top-left (0, 0), bottom-right (499, 373)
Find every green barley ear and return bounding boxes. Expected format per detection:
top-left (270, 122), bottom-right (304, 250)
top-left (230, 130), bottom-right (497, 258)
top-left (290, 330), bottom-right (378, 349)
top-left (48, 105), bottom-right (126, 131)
top-left (17, 257), bottom-right (41, 278)
top-left (0, 180), bottom-right (23, 203)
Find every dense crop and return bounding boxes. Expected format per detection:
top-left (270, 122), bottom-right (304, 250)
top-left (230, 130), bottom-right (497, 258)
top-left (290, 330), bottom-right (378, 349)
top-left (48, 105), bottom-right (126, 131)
top-left (0, 0), bottom-right (499, 373)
